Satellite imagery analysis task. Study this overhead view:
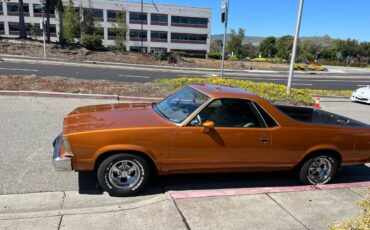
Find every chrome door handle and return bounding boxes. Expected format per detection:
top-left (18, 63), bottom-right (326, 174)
top-left (259, 138), bottom-right (270, 142)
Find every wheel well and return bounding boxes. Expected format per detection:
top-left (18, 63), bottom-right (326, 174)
top-left (94, 150), bottom-right (159, 174)
top-left (295, 149), bottom-right (342, 170)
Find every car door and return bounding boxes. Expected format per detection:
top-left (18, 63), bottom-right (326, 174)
top-left (166, 98), bottom-right (272, 172)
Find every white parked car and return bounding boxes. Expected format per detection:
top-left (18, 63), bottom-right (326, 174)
top-left (351, 86), bottom-right (370, 104)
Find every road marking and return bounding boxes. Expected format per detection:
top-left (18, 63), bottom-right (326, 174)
top-left (0, 67), bottom-right (39, 72)
top-left (293, 83), bottom-right (313, 86)
top-left (118, 74), bottom-right (151, 79)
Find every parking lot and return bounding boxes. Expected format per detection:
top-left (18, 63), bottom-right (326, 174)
top-left (0, 95), bottom-right (369, 195)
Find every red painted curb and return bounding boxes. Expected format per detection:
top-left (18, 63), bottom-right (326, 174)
top-left (170, 181), bottom-right (370, 200)
top-left (0, 90), bottom-right (162, 102)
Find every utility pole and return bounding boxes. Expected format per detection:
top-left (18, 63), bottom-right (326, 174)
top-left (220, 0), bottom-right (229, 78)
top-left (287, 0), bottom-right (304, 94)
top-left (36, 3), bottom-right (47, 59)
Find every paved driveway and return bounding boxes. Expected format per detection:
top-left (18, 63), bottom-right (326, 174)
top-left (0, 96), bottom-right (369, 195)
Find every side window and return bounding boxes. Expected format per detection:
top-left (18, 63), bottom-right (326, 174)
top-left (189, 99), bottom-right (266, 128)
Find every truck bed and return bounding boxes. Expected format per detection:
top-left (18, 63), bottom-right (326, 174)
top-left (275, 105), bottom-right (369, 127)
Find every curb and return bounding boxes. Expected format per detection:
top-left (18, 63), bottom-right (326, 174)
top-left (0, 54), bottom-right (285, 74)
top-left (0, 90), bottom-right (162, 102)
top-left (170, 181), bottom-right (370, 200)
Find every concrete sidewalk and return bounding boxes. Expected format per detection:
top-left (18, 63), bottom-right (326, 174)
top-left (0, 186), bottom-right (368, 230)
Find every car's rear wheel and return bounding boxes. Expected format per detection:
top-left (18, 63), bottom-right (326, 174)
top-left (298, 154), bottom-right (339, 185)
top-left (97, 153), bottom-right (149, 196)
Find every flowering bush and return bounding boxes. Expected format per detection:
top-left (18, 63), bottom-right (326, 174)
top-left (156, 77), bottom-right (314, 105)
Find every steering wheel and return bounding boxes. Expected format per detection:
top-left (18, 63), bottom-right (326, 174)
top-left (196, 115), bottom-right (202, 126)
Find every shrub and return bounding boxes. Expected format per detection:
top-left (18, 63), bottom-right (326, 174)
top-left (81, 34), bottom-right (103, 50)
top-left (228, 56), bottom-right (238, 61)
top-left (174, 51), bottom-right (187, 57)
top-left (155, 77), bottom-right (315, 105)
top-left (294, 63), bottom-right (327, 71)
top-left (251, 57), bottom-right (286, 63)
top-left (330, 189), bottom-right (369, 230)
top-left (208, 52), bottom-right (222, 60)
top-left (152, 51), bottom-right (168, 61)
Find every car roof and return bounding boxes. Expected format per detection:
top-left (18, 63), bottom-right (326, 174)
top-left (191, 84), bottom-right (259, 99)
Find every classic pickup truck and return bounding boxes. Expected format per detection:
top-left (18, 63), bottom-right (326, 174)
top-left (53, 84), bottom-right (370, 196)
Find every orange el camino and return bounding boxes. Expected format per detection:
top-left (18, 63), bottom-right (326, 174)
top-left (52, 84), bottom-right (370, 196)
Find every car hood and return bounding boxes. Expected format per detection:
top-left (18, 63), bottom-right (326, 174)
top-left (63, 103), bottom-right (174, 135)
top-left (354, 87), bottom-right (370, 98)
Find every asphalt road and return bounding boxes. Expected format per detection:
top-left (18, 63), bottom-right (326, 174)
top-left (1, 61), bottom-right (370, 90)
top-left (0, 96), bottom-right (369, 195)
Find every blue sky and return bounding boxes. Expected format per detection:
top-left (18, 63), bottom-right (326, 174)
top-left (131, 0), bottom-right (370, 41)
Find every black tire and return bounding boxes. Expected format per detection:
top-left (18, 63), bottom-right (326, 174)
top-left (298, 154), bottom-right (339, 185)
top-left (97, 153), bottom-right (150, 197)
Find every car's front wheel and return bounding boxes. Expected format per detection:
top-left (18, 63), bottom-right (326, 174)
top-left (298, 154), bottom-right (339, 185)
top-left (97, 153), bottom-right (150, 196)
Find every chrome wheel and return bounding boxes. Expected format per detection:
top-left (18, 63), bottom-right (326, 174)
top-left (307, 157), bottom-right (332, 184)
top-left (108, 160), bottom-right (141, 189)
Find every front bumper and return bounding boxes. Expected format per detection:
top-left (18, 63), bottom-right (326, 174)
top-left (52, 135), bottom-right (72, 171)
top-left (351, 94), bottom-right (370, 104)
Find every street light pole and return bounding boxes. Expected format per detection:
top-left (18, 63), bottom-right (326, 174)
top-left (36, 3), bottom-right (47, 59)
top-left (220, 0), bottom-right (229, 78)
top-left (287, 0), bottom-right (304, 94)
top-left (42, 8), bottom-right (47, 59)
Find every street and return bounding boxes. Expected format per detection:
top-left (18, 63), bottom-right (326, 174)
top-left (1, 59), bottom-right (370, 90)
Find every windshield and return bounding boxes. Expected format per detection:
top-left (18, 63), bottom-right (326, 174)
top-left (155, 87), bottom-right (210, 123)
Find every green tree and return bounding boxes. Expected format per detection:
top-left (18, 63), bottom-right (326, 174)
top-left (299, 40), bottom-right (323, 62)
top-left (18, 0), bottom-right (27, 39)
top-left (259, 36), bottom-right (277, 58)
top-left (210, 39), bottom-right (223, 53)
top-left (81, 0), bottom-right (96, 35)
top-left (276, 35), bottom-right (294, 60)
top-left (243, 43), bottom-right (258, 58)
top-left (226, 28), bottom-right (246, 59)
top-left (63, 0), bottom-right (80, 43)
top-left (112, 10), bottom-right (127, 50)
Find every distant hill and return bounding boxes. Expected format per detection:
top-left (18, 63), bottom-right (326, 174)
top-left (211, 34), bottom-right (334, 46)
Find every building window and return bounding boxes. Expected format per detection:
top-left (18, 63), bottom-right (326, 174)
top-left (8, 22), bottom-right (20, 35)
top-left (151, 14), bottom-right (168, 26)
top-left (129, 12), bottom-right (147, 24)
top-left (129, 30), bottom-right (147, 41)
top-left (93, 9), bottom-right (104, 21)
top-left (0, 22), bottom-right (4, 35)
top-left (33, 4), bottom-right (55, 18)
top-left (171, 33), bottom-right (207, 44)
top-left (0, 3), bottom-right (3, 15)
top-left (171, 16), bottom-right (208, 28)
top-left (108, 28), bottom-right (117, 40)
top-left (151, 31), bottom-right (167, 42)
top-left (107, 10), bottom-right (117, 22)
top-left (7, 3), bottom-right (30, 16)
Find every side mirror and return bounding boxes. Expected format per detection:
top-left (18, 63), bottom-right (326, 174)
top-left (202, 120), bottom-right (215, 134)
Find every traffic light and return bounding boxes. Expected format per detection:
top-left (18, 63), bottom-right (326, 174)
top-left (221, 12), bottom-right (226, 23)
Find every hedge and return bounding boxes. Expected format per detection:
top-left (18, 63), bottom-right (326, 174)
top-left (156, 77), bottom-right (315, 105)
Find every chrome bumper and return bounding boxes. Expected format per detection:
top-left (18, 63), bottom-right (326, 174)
top-left (52, 135), bottom-right (72, 171)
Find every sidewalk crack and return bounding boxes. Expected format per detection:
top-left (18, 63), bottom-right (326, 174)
top-left (169, 195), bottom-right (191, 230)
top-left (60, 191), bottom-right (66, 210)
top-left (267, 193), bottom-right (310, 230)
top-left (57, 215), bottom-right (63, 230)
